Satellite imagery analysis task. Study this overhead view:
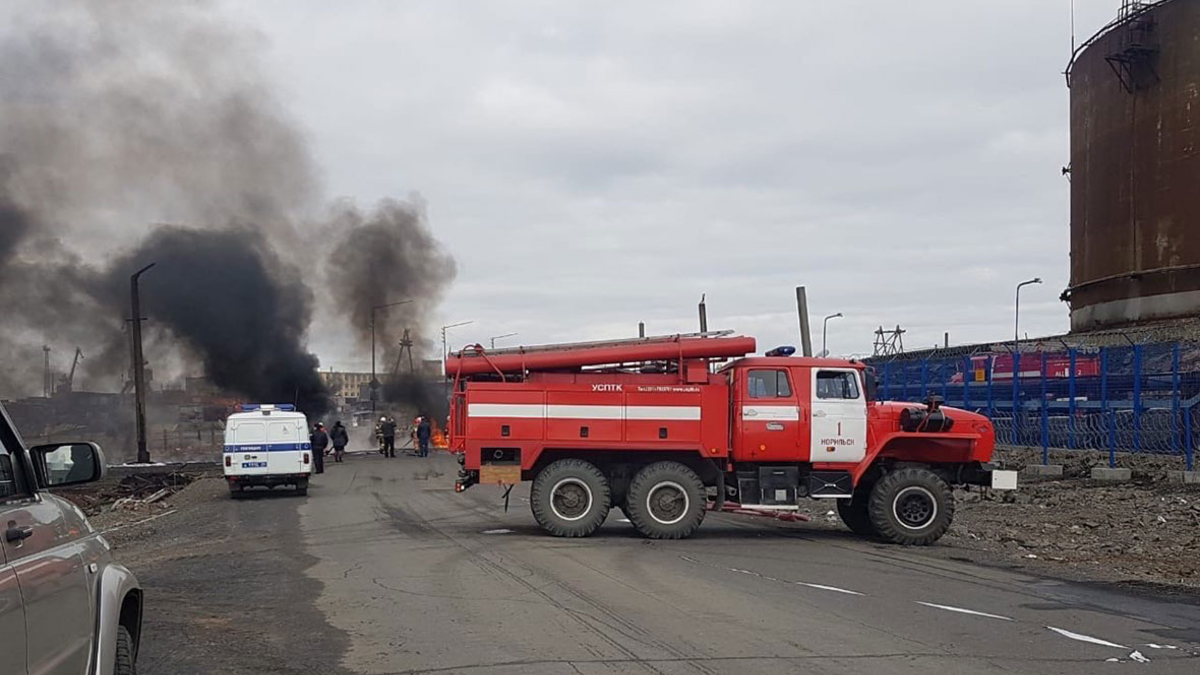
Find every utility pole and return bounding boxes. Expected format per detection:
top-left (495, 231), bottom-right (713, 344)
top-left (130, 262), bottom-right (155, 464)
top-left (698, 294), bottom-right (708, 334)
top-left (638, 322), bottom-right (645, 338)
top-left (370, 300), bottom-right (412, 415)
top-left (795, 287), bottom-right (813, 357)
top-left (42, 346), bottom-right (51, 398)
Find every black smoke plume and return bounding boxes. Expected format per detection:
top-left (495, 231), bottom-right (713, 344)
top-left (104, 227), bottom-right (331, 417)
top-left (326, 199), bottom-right (456, 416)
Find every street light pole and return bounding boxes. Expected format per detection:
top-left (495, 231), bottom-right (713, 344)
top-left (130, 263), bottom-right (155, 464)
top-left (1014, 278), bottom-right (1043, 348)
top-left (822, 312), bottom-right (843, 358)
top-left (370, 300), bottom-right (413, 415)
top-left (441, 321), bottom-right (475, 370)
top-left (489, 332), bottom-right (518, 350)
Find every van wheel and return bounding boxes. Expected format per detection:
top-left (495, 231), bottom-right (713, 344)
top-left (229, 484), bottom-right (244, 500)
top-left (296, 478), bottom-right (309, 496)
top-left (530, 459), bottom-right (610, 537)
top-left (115, 625), bottom-right (137, 675)
top-left (867, 468), bottom-right (953, 545)
top-left (626, 462), bottom-right (706, 540)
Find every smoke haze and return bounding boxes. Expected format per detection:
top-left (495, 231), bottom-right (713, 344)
top-left (0, 1), bottom-right (453, 419)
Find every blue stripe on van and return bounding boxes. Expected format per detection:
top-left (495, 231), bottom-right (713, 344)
top-left (223, 443), bottom-right (312, 453)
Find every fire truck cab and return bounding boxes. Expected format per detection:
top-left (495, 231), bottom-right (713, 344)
top-left (447, 334), bottom-right (1015, 545)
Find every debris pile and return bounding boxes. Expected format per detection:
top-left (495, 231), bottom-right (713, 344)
top-left (62, 470), bottom-right (200, 515)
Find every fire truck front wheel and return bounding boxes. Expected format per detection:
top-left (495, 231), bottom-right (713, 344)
top-left (530, 459), bottom-right (611, 537)
top-left (867, 468), bottom-right (954, 546)
top-left (626, 462), bottom-right (707, 540)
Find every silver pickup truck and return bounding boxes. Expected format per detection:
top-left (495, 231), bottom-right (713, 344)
top-left (0, 403), bottom-right (143, 675)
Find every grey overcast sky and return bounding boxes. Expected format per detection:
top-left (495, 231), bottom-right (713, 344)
top-left (226, 1), bottom-right (1119, 371)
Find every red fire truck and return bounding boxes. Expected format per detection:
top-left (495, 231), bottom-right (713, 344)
top-left (446, 333), bottom-right (1015, 545)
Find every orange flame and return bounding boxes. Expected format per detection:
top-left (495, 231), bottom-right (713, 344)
top-left (432, 425), bottom-right (448, 448)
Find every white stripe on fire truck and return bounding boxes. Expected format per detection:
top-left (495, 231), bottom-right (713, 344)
top-left (467, 403), bottom-right (701, 421)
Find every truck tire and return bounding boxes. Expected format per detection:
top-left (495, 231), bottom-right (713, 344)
top-left (229, 483), bottom-right (244, 500)
top-left (836, 495), bottom-right (875, 537)
top-left (115, 625), bottom-right (137, 675)
top-left (296, 477), bottom-right (309, 497)
top-left (530, 459), bottom-right (610, 537)
top-left (867, 468), bottom-right (954, 545)
top-left (626, 462), bottom-right (706, 539)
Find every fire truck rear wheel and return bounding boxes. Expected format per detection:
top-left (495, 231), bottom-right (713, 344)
top-left (626, 462), bottom-right (706, 540)
top-left (530, 459), bottom-right (611, 537)
top-left (867, 468), bottom-right (954, 545)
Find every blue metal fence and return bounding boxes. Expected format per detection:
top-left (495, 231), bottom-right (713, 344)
top-left (869, 341), bottom-right (1199, 469)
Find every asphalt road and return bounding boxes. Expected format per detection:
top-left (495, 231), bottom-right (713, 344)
top-left (132, 451), bottom-right (1200, 674)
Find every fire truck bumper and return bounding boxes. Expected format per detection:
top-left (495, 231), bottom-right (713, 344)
top-left (960, 462), bottom-right (1018, 490)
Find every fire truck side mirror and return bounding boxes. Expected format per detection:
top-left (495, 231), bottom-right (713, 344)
top-left (863, 369), bottom-right (879, 402)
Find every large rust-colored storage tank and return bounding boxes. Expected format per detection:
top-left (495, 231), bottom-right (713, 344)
top-left (1065, 0), bottom-right (1200, 330)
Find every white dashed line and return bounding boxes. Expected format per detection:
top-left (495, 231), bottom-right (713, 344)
top-left (1046, 627), bottom-right (1128, 649)
top-left (796, 582), bottom-right (864, 596)
top-left (915, 602), bottom-right (1013, 621)
top-left (481, 529), bottom-right (513, 535)
top-left (1144, 644), bottom-right (1178, 650)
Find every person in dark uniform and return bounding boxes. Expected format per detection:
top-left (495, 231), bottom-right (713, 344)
top-left (380, 417), bottom-right (397, 458)
top-left (417, 416), bottom-right (432, 458)
top-left (330, 421), bottom-right (349, 463)
top-left (310, 423), bottom-right (328, 474)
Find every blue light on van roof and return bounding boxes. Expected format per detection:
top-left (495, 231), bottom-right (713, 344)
top-left (241, 404), bottom-right (296, 412)
top-left (765, 346), bottom-right (796, 357)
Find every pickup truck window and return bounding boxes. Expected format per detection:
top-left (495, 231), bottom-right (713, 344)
top-left (748, 369), bottom-right (792, 398)
top-left (0, 435), bottom-right (29, 500)
top-left (816, 370), bottom-right (860, 400)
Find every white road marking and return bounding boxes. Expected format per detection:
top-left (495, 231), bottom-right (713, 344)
top-left (1046, 627), bottom-right (1128, 649)
top-left (729, 567), bottom-right (760, 576)
top-left (679, 555), bottom-right (701, 564)
top-left (1128, 651), bottom-right (1150, 663)
top-left (481, 529), bottom-right (513, 534)
top-left (1105, 657), bottom-right (1121, 663)
top-left (915, 602), bottom-right (1013, 621)
top-left (796, 582), bottom-right (864, 596)
top-left (616, 518), bottom-right (630, 523)
top-left (1144, 644), bottom-right (1178, 650)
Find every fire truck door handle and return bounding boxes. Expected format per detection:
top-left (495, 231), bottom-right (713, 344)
top-left (812, 411), bottom-right (827, 418)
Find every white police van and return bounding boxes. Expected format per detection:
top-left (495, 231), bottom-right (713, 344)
top-left (223, 404), bottom-right (312, 498)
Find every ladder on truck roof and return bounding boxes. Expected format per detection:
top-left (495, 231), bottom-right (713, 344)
top-left (481, 330), bottom-right (733, 356)
top-left (446, 331), bottom-right (757, 377)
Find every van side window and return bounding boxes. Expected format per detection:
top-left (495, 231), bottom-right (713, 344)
top-left (816, 371), bottom-right (860, 399)
top-left (0, 434), bottom-right (29, 500)
top-left (748, 370), bottom-right (792, 398)
top-left (235, 422), bottom-right (266, 444)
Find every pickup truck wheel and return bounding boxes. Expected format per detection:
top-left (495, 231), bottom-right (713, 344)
top-left (530, 459), bottom-right (610, 537)
top-left (115, 625), bottom-right (137, 675)
top-left (836, 494), bottom-right (875, 537)
top-left (626, 462), bottom-right (706, 540)
top-left (867, 468), bottom-right (954, 545)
